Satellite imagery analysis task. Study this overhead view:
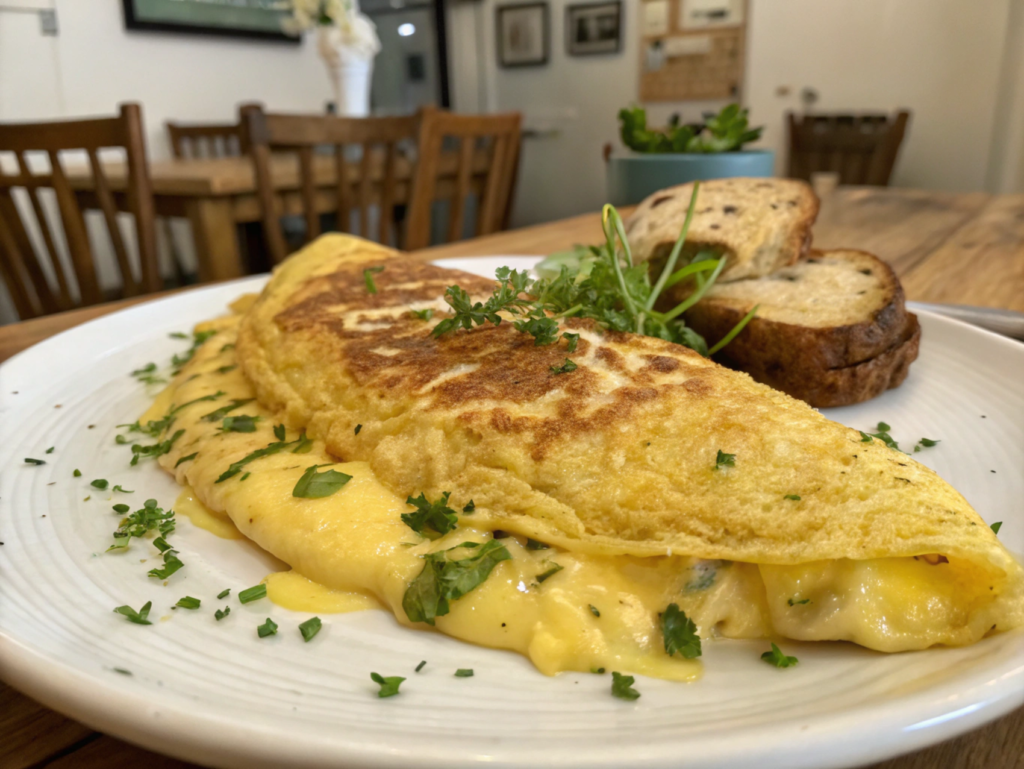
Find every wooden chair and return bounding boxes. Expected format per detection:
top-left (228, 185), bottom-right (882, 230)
top-left (167, 120), bottom-right (244, 159)
top-left (0, 103), bottom-right (159, 320)
top-left (405, 109), bottom-right (522, 250)
top-left (239, 106), bottom-right (420, 263)
top-left (787, 111), bottom-right (910, 186)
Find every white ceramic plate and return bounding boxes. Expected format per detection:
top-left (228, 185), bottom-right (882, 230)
top-left (1, 256), bottom-right (1022, 769)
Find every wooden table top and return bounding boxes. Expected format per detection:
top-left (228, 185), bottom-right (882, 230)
top-left (2, 186), bottom-right (1023, 769)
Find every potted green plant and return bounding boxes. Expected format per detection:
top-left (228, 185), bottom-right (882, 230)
top-left (607, 104), bottom-right (772, 205)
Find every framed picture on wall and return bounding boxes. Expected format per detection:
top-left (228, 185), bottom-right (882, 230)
top-left (122, 0), bottom-right (298, 43)
top-left (497, 3), bottom-right (550, 68)
top-left (566, 1), bottom-right (622, 56)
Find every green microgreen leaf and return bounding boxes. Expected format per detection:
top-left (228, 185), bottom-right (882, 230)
top-left (610, 671), bottom-right (640, 700)
top-left (91, 479), bottom-right (109, 490)
top-left (788, 597), bottom-right (810, 606)
top-left (201, 398), bottom-right (255, 423)
top-left (462, 500), bottom-right (475, 513)
top-left (415, 660), bottom-right (427, 672)
top-left (113, 601), bottom-right (152, 625)
top-left (364, 265), bottom-right (385, 294)
top-left (761, 642), bottom-right (799, 668)
top-left (402, 492), bottom-right (458, 538)
top-left (293, 464), bottom-right (352, 499)
top-left (662, 603), bottom-right (701, 658)
top-left (403, 539), bottom-right (511, 625)
top-left (73, 469), bottom-right (82, 477)
top-left (148, 550), bottom-right (184, 580)
top-left (370, 672), bottom-right (405, 697)
top-left (175, 452), bottom-right (198, 468)
top-left (176, 596), bottom-right (201, 610)
top-left (410, 308), bottom-right (434, 321)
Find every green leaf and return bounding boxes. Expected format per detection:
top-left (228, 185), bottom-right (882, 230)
top-left (239, 584), bottom-right (267, 604)
top-left (370, 672), bottom-right (405, 697)
top-left (73, 469), bottom-right (82, 477)
top-left (91, 479), bottom-right (109, 490)
top-left (148, 550), bottom-right (184, 580)
top-left (299, 617), bottom-right (322, 642)
top-left (761, 642), bottom-right (799, 668)
top-left (409, 308), bottom-right (434, 321)
top-left (107, 499), bottom-right (174, 552)
top-left (402, 492), bottom-right (458, 538)
top-left (589, 604), bottom-right (601, 617)
top-left (220, 415), bottom-right (261, 433)
top-left (257, 618), bottom-right (278, 638)
top-left (454, 668), bottom-right (474, 677)
top-left (364, 265), bottom-right (385, 294)
top-left (293, 464), bottom-right (352, 499)
top-left (215, 606), bottom-right (231, 621)
top-left (175, 452), bottom-right (198, 468)
top-left (714, 450), bottom-right (736, 470)
top-left (787, 597), bottom-right (811, 606)
top-left (462, 499), bottom-right (475, 513)
top-left (176, 596), bottom-right (201, 610)
top-left (403, 539), bottom-right (511, 625)
top-left (784, 494), bottom-right (801, 501)
top-left (216, 434), bottom-right (305, 483)
top-left (610, 671), bottom-right (640, 700)
top-left (991, 521), bottom-right (1002, 535)
top-left (415, 660), bottom-right (427, 672)
top-left (550, 358), bottom-right (577, 375)
top-left (201, 398), bottom-right (255, 422)
top-left (662, 603), bottom-right (701, 658)
top-left (130, 429), bottom-right (185, 466)
top-left (24, 458), bottom-right (45, 465)
top-left (217, 588), bottom-right (231, 599)
top-left (525, 538), bottom-right (549, 550)
top-left (113, 601), bottom-right (153, 625)
top-left (535, 562), bottom-right (563, 583)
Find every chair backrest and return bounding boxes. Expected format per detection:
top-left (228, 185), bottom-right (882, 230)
top-left (405, 109), bottom-right (522, 251)
top-left (239, 106), bottom-right (420, 264)
top-left (0, 103), bottom-right (159, 320)
top-left (167, 120), bottom-right (244, 159)
top-left (787, 111), bottom-right (910, 186)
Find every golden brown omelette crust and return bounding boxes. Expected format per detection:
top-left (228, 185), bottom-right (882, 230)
top-left (234, 235), bottom-right (1023, 620)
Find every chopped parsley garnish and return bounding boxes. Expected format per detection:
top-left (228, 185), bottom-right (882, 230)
top-left (169, 332), bottom-right (189, 339)
top-left (220, 343), bottom-right (235, 352)
top-left (402, 492), bottom-right (458, 538)
top-left (113, 668), bottom-right (132, 676)
top-left (113, 485), bottom-right (133, 494)
top-left (220, 415), bottom-right (261, 433)
top-left (784, 494), bottom-right (801, 501)
top-left (201, 398), bottom-right (255, 422)
top-left (370, 672), bottom-right (404, 698)
top-left (761, 642), bottom-right (798, 668)
top-left (215, 606), bottom-right (231, 621)
top-left (119, 392), bottom-right (225, 441)
top-left (153, 536), bottom-right (172, 552)
top-left (562, 332), bottom-right (580, 353)
top-left (217, 588), bottom-right (231, 599)
top-left (73, 469), bottom-right (82, 477)
top-left (113, 503), bottom-right (130, 514)
top-left (215, 431), bottom-right (311, 482)
top-left (148, 549), bottom-right (184, 580)
top-left (914, 437), bottom-right (940, 452)
top-left (24, 458), bottom-right (45, 465)
top-left (550, 358), bottom-right (577, 375)
top-left (176, 596), bottom-right (201, 610)
top-left (610, 671), bottom-right (640, 701)
top-left (591, 667), bottom-right (606, 674)
top-left (130, 429), bottom-right (185, 466)
top-left (409, 308), bottom-right (434, 321)
top-left (171, 329), bottom-right (217, 374)
top-left (91, 479), bottom-right (109, 490)
top-left (589, 604), bottom-right (601, 617)
top-left (175, 453), bottom-right (198, 468)
top-left (107, 499), bottom-right (174, 551)
top-left (661, 603), bottom-right (701, 658)
top-left (131, 362), bottom-right (166, 385)
top-left (525, 538), bottom-right (549, 550)
top-left (239, 584), bottom-right (267, 604)
top-left (354, 424), bottom-right (362, 435)
top-left (364, 265), bottom-right (385, 294)
top-left (45, 446), bottom-right (54, 454)
top-left (536, 562), bottom-right (563, 583)
top-left (415, 660), bottom-right (427, 672)
top-left (862, 422), bottom-right (901, 451)
top-left (293, 465), bottom-right (352, 499)
top-left (298, 617), bottom-right (322, 642)
top-left (788, 597), bottom-right (810, 606)
top-left (113, 601), bottom-right (153, 625)
top-left (991, 521), bottom-right (1002, 535)
top-left (257, 618), bottom-right (278, 638)
top-left (240, 472), bottom-right (251, 481)
top-left (714, 450), bottom-right (735, 470)
top-left (403, 539), bottom-right (511, 626)
top-left (859, 431), bottom-right (873, 442)
top-left (216, 365), bottom-right (237, 374)
top-left (462, 500), bottom-right (475, 513)
top-left (454, 668), bottom-right (474, 677)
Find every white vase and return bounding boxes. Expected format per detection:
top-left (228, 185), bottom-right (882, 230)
top-left (317, 24), bottom-right (377, 118)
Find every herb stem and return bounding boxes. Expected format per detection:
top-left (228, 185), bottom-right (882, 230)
top-left (645, 181), bottom-right (700, 311)
top-left (661, 256), bottom-right (727, 322)
top-left (707, 304), bottom-right (759, 355)
top-left (601, 205), bottom-right (640, 320)
top-left (553, 303), bottom-right (583, 319)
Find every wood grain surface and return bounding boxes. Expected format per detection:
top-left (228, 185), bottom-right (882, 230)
top-left (1, 186), bottom-right (1023, 769)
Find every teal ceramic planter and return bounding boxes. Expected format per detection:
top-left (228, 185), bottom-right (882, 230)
top-left (606, 150), bottom-right (775, 206)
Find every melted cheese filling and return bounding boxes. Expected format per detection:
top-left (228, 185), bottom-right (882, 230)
top-left (142, 323), bottom-right (1008, 681)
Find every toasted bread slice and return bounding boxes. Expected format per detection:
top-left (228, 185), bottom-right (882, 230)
top-left (625, 178), bottom-right (819, 282)
top-left (682, 250), bottom-right (908, 370)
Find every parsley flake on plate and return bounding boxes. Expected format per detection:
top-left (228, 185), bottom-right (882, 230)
top-left (991, 522), bottom-right (1003, 535)
top-left (215, 606), bottom-right (231, 621)
top-left (402, 492), bottom-right (458, 538)
top-left (610, 671), bottom-right (640, 701)
top-left (73, 469), bottom-right (82, 477)
top-left (176, 596), bottom-right (201, 610)
top-left (91, 479), bottom-right (109, 490)
top-left (217, 588), bottom-right (231, 599)
top-left (148, 550), bottom-right (184, 580)
top-left (415, 660), bottom-right (427, 672)
top-left (762, 642), bottom-right (799, 668)
top-left (293, 465), bottom-right (352, 499)
top-left (662, 603), bottom-right (701, 658)
top-left (24, 458), bottom-right (45, 465)
top-left (257, 618), bottom-right (278, 638)
top-left (370, 672), bottom-right (405, 697)
top-left (113, 601), bottom-right (153, 625)
top-left (454, 668), bottom-right (474, 677)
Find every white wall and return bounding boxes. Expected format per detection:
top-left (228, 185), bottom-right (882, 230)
top-left (987, 0), bottom-right (1024, 194)
top-left (451, 0), bottom-right (1018, 227)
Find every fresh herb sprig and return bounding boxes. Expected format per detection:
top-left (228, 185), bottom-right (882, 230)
top-left (403, 539), bottom-right (511, 626)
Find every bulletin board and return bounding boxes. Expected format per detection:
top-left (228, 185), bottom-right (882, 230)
top-left (638, 0), bottom-right (747, 102)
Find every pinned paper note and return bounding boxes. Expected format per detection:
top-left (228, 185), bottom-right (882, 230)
top-left (643, 0), bottom-right (670, 36)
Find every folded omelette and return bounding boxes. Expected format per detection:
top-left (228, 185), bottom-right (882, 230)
top-left (144, 234), bottom-right (1023, 681)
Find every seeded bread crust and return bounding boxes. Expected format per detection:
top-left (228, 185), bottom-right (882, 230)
top-left (625, 178), bottom-right (819, 282)
top-left (681, 250), bottom-right (907, 370)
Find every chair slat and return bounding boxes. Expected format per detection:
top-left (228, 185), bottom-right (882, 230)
top-left (88, 148), bottom-right (138, 296)
top-left (478, 135), bottom-right (508, 236)
top-left (358, 145), bottom-right (373, 240)
top-left (0, 203), bottom-right (43, 318)
top-left (447, 137), bottom-right (475, 243)
top-left (48, 150), bottom-right (103, 306)
top-left (298, 146), bottom-right (320, 242)
top-left (13, 151), bottom-right (73, 309)
top-left (335, 144), bottom-right (351, 233)
top-left (786, 110), bottom-right (910, 186)
top-left (379, 142), bottom-right (397, 246)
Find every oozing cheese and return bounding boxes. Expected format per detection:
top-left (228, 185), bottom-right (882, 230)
top-left (140, 321), bottom-right (1009, 681)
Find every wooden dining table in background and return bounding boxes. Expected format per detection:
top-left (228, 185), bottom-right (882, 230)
top-left (2, 186), bottom-right (1023, 769)
top-left (66, 149), bottom-right (491, 282)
